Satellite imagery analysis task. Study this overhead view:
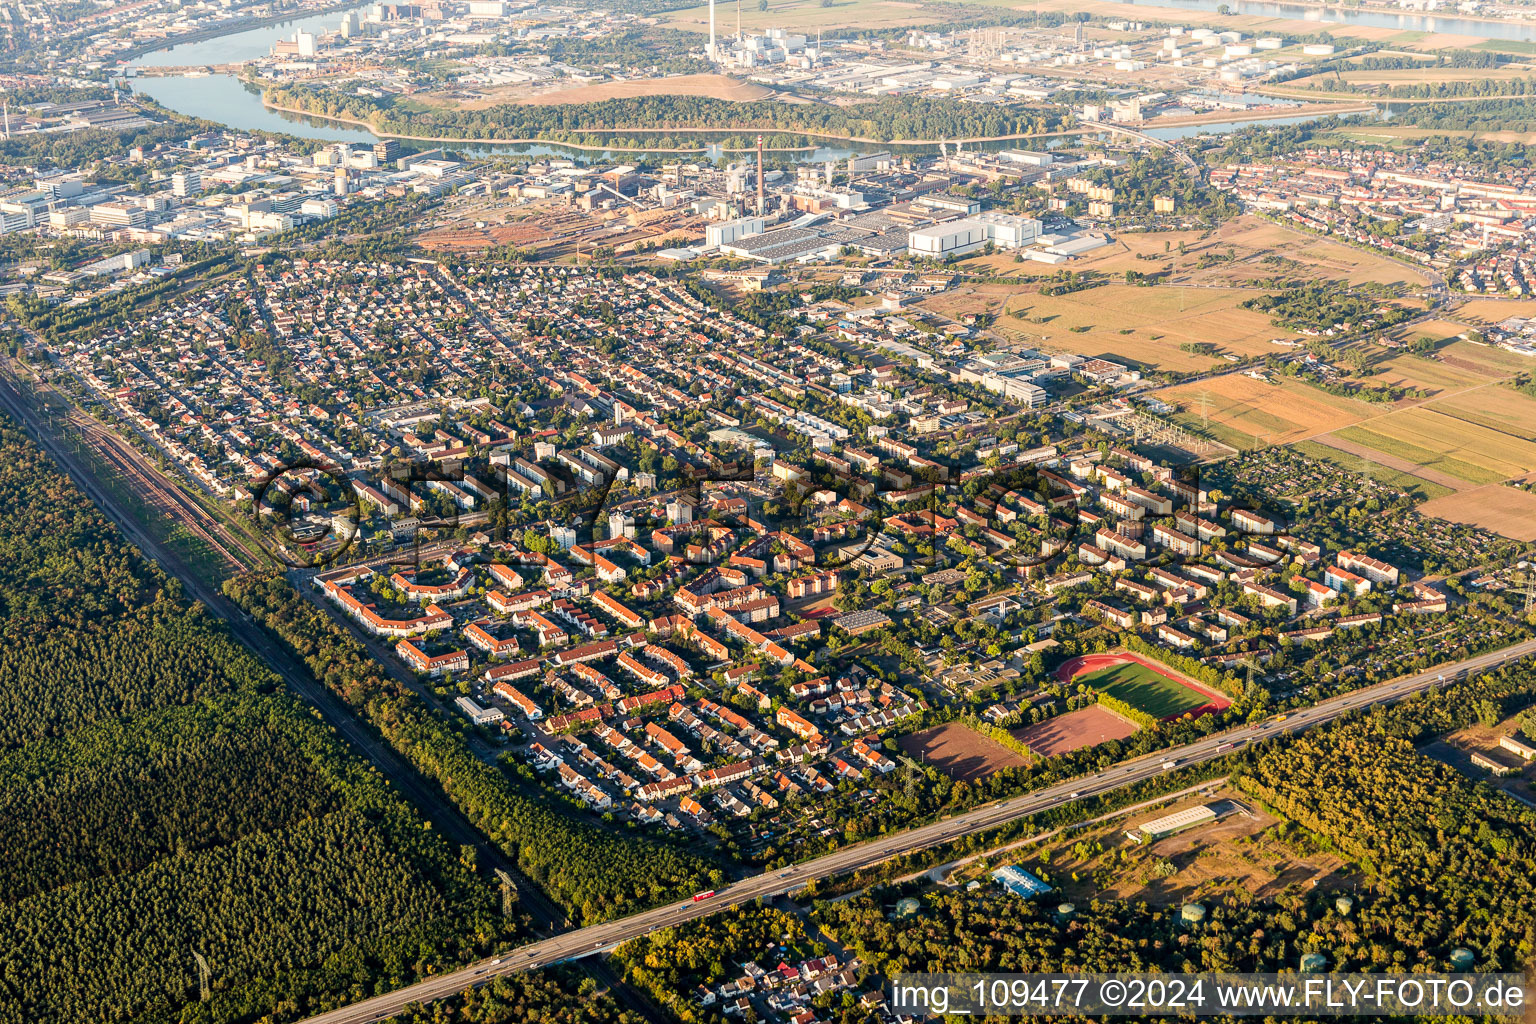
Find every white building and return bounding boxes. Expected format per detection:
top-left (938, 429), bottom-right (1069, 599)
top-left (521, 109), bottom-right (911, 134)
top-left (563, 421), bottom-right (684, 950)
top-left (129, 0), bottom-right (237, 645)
top-left (909, 220), bottom-right (990, 258)
top-left (908, 213), bottom-right (1042, 258)
top-left (455, 695), bottom-right (505, 726)
top-left (705, 216), bottom-right (765, 249)
top-left (172, 171), bottom-right (202, 197)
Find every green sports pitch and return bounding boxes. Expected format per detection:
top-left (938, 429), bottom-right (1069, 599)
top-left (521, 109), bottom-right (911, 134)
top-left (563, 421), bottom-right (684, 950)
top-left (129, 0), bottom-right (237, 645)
top-left (1079, 662), bottom-right (1214, 720)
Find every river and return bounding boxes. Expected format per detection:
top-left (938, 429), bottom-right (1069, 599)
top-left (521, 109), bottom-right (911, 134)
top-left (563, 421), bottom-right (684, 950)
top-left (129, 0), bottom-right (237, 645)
top-left (128, 2), bottom-right (374, 68)
top-left (124, 0), bottom-right (1398, 159)
top-left (1101, 0), bottom-right (1536, 41)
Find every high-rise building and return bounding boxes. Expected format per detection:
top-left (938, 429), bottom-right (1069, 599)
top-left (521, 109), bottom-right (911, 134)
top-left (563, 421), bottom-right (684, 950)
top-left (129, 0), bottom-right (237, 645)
top-left (171, 171), bottom-right (202, 197)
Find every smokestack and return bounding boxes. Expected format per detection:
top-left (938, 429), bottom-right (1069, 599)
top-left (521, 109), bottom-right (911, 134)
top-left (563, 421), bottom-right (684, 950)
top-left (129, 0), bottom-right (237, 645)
top-left (756, 134), bottom-right (765, 216)
top-left (708, 0), bottom-right (716, 60)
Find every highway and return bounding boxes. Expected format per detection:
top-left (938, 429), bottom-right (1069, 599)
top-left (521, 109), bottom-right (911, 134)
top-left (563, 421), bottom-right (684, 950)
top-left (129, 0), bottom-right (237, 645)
top-left (299, 636), bottom-right (1536, 1024)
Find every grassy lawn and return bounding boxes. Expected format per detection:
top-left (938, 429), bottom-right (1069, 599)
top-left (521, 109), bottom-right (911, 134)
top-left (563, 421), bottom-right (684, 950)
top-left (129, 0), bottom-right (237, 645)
top-left (1080, 662), bottom-right (1211, 720)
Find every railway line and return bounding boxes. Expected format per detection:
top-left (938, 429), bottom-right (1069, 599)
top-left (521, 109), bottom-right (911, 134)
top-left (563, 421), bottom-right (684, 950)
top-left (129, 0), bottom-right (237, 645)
top-left (76, 419), bottom-right (253, 575)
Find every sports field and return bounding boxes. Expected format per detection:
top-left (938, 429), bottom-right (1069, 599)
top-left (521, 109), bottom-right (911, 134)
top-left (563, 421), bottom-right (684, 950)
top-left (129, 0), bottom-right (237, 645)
top-left (1086, 662), bottom-right (1213, 719)
top-left (1057, 652), bottom-right (1230, 721)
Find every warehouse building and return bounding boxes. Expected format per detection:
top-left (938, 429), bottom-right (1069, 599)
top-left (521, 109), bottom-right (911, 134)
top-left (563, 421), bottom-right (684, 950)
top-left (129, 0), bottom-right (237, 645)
top-left (907, 212), bottom-right (1043, 257)
top-left (704, 216), bottom-right (765, 249)
top-left (1126, 804), bottom-right (1216, 844)
top-left (992, 865), bottom-right (1053, 898)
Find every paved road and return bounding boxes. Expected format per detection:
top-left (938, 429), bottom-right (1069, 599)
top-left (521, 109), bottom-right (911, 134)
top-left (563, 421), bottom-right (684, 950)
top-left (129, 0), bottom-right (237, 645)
top-left (299, 637), bottom-right (1536, 1024)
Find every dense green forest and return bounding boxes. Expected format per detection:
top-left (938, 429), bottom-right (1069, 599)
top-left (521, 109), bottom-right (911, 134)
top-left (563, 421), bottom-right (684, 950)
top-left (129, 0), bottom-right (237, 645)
top-left (261, 85), bottom-right (1067, 145)
top-left (378, 971), bottom-right (647, 1024)
top-left (1390, 96), bottom-right (1536, 133)
top-left (223, 571), bottom-right (720, 923)
top-left (0, 413), bottom-right (506, 1023)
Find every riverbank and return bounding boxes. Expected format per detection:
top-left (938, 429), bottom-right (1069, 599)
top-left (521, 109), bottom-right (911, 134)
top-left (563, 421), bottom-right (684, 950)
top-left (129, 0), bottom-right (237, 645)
top-left (120, 0), bottom-right (365, 65)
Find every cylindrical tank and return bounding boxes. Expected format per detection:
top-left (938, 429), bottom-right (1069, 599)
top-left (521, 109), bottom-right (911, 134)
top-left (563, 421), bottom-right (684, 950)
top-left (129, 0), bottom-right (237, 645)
top-left (1450, 948), bottom-right (1476, 970)
top-left (1056, 902), bottom-right (1076, 921)
top-left (1335, 896), bottom-right (1354, 917)
top-left (1180, 902), bottom-right (1207, 925)
top-left (1300, 952), bottom-right (1328, 973)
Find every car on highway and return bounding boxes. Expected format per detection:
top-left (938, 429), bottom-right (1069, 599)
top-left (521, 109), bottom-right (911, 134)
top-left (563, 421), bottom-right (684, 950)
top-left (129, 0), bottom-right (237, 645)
top-left (1068, 791), bottom-right (1080, 798)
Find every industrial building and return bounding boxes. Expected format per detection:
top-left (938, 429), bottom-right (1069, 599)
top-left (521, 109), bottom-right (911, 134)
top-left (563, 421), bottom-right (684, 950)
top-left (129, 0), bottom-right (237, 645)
top-left (704, 216), bottom-right (765, 249)
top-left (907, 212), bottom-right (1043, 258)
top-left (1126, 804), bottom-right (1216, 843)
top-left (908, 220), bottom-right (990, 258)
top-left (992, 865), bottom-right (1053, 898)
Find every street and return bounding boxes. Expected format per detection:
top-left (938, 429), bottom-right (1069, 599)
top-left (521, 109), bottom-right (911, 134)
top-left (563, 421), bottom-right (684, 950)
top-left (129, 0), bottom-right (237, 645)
top-left (297, 636), bottom-right (1536, 1024)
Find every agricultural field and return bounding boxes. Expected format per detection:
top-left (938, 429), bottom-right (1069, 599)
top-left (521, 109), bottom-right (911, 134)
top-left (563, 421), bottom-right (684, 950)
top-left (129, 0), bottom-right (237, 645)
top-left (996, 284), bottom-right (1280, 373)
top-left (1205, 217), bottom-right (1435, 288)
top-left (1427, 384), bottom-right (1536, 442)
top-left (1010, 706), bottom-right (1140, 757)
top-left (1362, 349), bottom-right (1492, 396)
top-left (898, 722), bottom-right (1029, 782)
top-left (964, 216), bottom-right (1430, 292)
top-left (1164, 373), bottom-right (1371, 449)
top-left (1419, 483), bottom-right (1536, 540)
top-left (1327, 404), bottom-right (1536, 485)
top-left (1275, 64), bottom-right (1536, 100)
top-left (1450, 298), bottom-right (1536, 328)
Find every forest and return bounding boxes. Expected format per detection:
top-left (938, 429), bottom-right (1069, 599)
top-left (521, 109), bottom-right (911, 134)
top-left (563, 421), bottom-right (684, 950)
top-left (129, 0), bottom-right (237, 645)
top-left (222, 570), bottom-right (721, 923)
top-left (261, 85), bottom-right (1068, 146)
top-left (1390, 97), bottom-right (1536, 133)
top-left (0, 413), bottom-right (505, 1024)
top-left (377, 970), bottom-right (648, 1024)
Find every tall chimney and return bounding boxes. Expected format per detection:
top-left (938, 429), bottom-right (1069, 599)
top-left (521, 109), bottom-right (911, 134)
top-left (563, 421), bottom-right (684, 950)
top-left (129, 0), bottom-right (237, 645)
top-left (756, 134), bottom-right (765, 216)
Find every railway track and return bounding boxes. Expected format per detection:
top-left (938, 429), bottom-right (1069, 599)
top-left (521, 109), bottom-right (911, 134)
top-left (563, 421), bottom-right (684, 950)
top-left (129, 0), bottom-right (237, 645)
top-left (75, 417), bottom-right (252, 575)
